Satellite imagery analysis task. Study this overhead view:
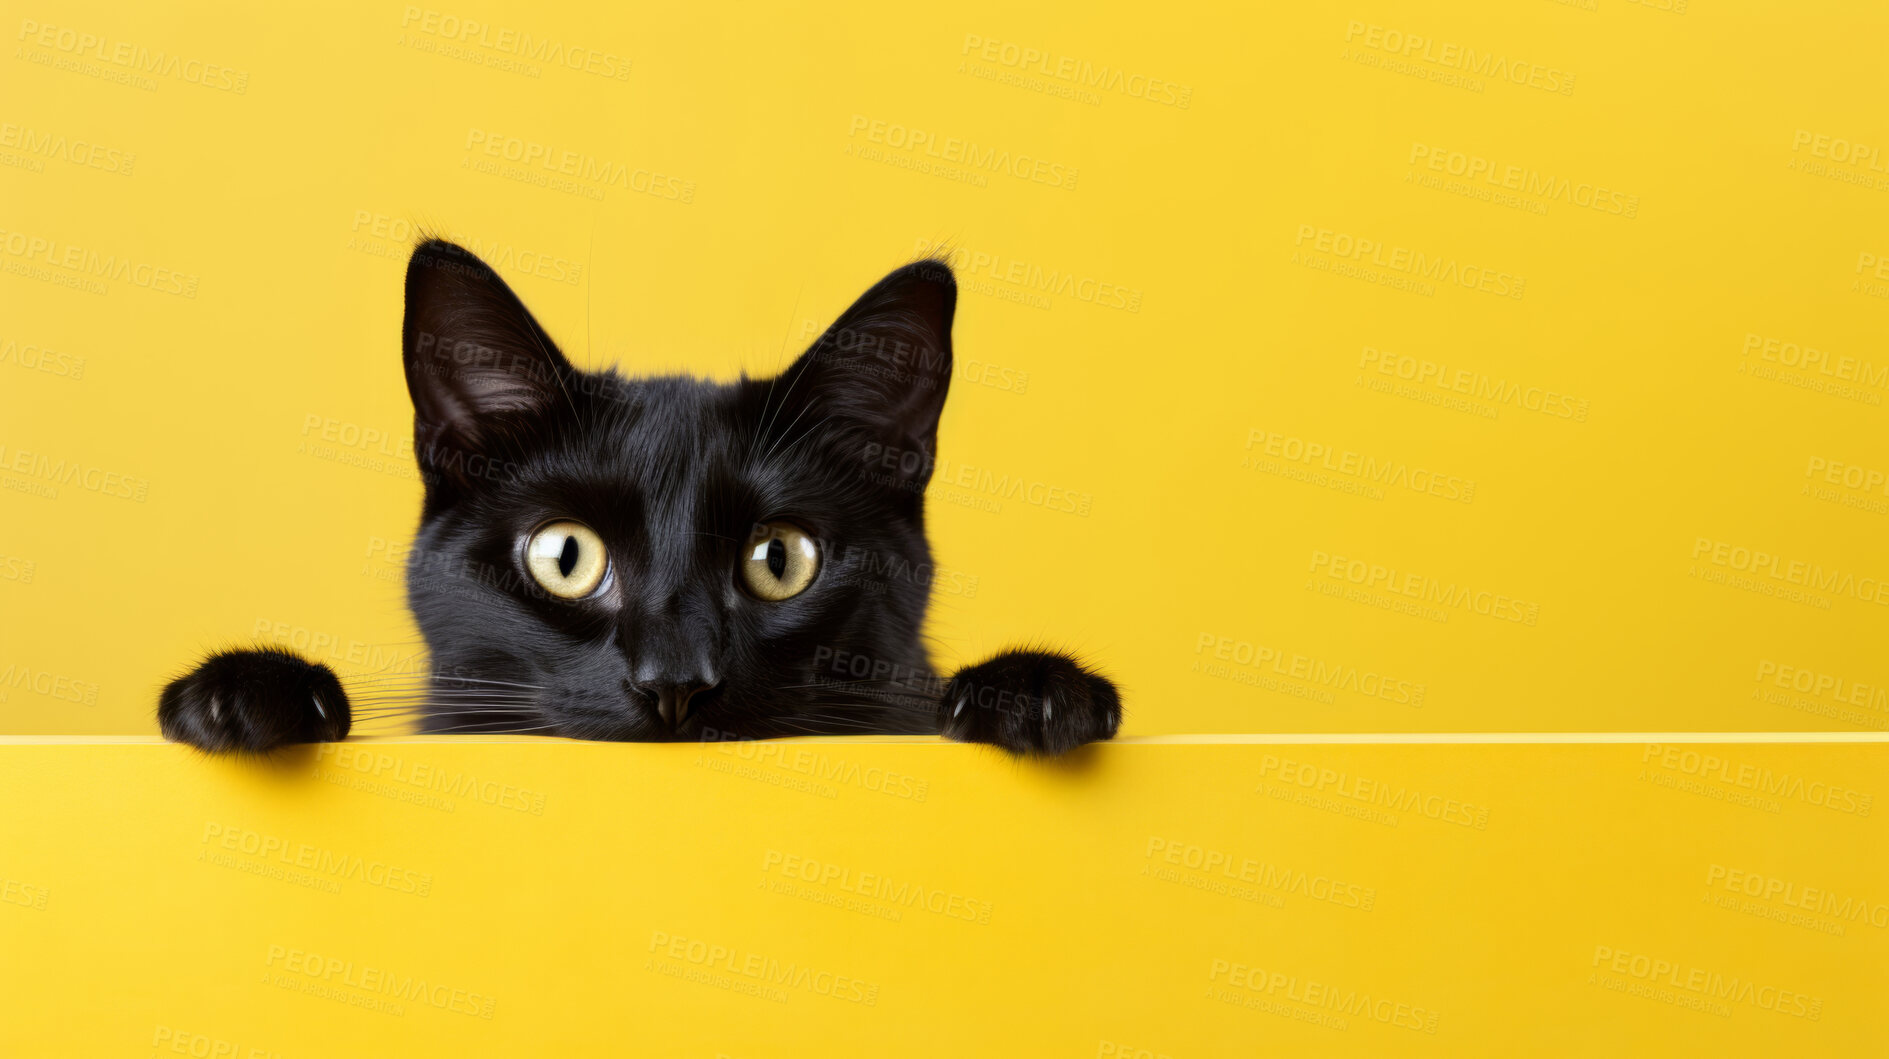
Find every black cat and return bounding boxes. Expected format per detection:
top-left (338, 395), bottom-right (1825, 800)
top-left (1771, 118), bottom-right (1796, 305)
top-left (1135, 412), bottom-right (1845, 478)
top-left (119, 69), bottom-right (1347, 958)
top-left (158, 240), bottom-right (1119, 756)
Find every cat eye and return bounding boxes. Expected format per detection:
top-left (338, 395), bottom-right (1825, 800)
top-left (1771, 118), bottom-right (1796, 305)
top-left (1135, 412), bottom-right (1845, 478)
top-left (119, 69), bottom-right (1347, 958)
top-left (740, 522), bottom-right (820, 601)
top-left (525, 520), bottom-right (609, 599)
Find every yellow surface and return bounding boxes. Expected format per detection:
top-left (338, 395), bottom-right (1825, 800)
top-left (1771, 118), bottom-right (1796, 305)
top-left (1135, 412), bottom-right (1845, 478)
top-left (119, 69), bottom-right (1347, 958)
top-left (0, 735), bottom-right (1883, 1055)
top-left (5, 3), bottom-right (1889, 736)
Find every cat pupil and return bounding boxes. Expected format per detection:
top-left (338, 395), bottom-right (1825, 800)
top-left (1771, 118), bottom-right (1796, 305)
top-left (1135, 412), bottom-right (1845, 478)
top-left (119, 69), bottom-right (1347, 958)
top-left (558, 535), bottom-right (579, 578)
top-left (767, 538), bottom-right (786, 578)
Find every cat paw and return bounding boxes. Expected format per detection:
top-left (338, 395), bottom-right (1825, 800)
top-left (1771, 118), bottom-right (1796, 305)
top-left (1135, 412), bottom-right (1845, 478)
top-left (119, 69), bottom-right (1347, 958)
top-left (940, 650), bottom-right (1121, 756)
top-left (158, 649), bottom-right (350, 753)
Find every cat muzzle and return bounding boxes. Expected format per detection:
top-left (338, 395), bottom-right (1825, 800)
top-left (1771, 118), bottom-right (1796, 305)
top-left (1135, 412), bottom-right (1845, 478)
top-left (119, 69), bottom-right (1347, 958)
top-left (647, 681), bottom-right (717, 730)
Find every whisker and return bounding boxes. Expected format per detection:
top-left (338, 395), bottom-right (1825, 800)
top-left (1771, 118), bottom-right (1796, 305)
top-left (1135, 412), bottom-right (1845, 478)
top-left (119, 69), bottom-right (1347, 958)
top-left (348, 687), bottom-right (540, 698)
top-left (348, 706), bottom-right (542, 721)
top-left (423, 720), bottom-right (567, 735)
top-left (352, 702), bottom-right (542, 715)
top-left (347, 703), bottom-right (537, 715)
top-left (769, 717), bottom-right (882, 734)
top-left (773, 679), bottom-right (940, 693)
top-left (758, 411), bottom-right (840, 471)
top-left (345, 674), bottom-right (548, 691)
top-left (349, 693), bottom-right (537, 703)
top-left (349, 690), bottom-right (538, 699)
top-left (768, 709), bottom-right (894, 732)
top-left (429, 676), bottom-right (549, 690)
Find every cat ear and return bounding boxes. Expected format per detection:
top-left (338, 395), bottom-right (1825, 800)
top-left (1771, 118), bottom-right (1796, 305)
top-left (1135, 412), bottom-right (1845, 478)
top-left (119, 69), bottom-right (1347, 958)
top-left (776, 259), bottom-right (956, 482)
top-left (402, 239), bottom-right (573, 489)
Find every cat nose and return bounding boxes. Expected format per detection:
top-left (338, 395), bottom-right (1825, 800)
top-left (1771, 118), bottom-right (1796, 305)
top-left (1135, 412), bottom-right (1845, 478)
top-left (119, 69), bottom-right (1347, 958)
top-left (638, 679), bottom-right (718, 730)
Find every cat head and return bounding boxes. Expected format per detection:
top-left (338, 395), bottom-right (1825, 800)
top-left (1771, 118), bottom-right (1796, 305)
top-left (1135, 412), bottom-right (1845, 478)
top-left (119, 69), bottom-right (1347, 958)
top-left (399, 239), bottom-right (956, 740)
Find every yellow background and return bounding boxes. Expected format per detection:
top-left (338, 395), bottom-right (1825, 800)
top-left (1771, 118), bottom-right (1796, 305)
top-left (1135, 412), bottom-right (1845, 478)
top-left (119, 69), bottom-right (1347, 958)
top-left (4, 735), bottom-right (1886, 1055)
top-left (5, 1), bottom-right (1889, 735)
top-left (5, 7), bottom-right (1888, 1054)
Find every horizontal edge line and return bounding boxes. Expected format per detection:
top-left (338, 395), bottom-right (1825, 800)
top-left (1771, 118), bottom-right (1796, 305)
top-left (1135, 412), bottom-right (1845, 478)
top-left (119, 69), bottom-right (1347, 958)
top-left (2, 732), bottom-right (1888, 747)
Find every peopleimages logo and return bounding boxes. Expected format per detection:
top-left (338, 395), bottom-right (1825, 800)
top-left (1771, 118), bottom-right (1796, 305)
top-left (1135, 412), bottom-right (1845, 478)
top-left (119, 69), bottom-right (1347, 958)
top-left (959, 34), bottom-right (1193, 108)
top-left (1742, 333), bottom-right (1889, 389)
top-left (1359, 347), bottom-right (1590, 421)
top-left (846, 115), bottom-right (1079, 191)
top-left (1143, 837), bottom-right (1377, 910)
top-left (1256, 755), bottom-right (1489, 829)
top-left (913, 238), bottom-right (1143, 313)
top-left (0, 443), bottom-right (150, 502)
top-left (463, 129), bottom-right (695, 203)
top-left (399, 7), bottom-right (631, 79)
top-left (0, 662), bottom-right (99, 705)
top-left (1755, 660), bottom-right (1888, 711)
top-left (1791, 129), bottom-right (1889, 174)
top-left (15, 18), bottom-right (251, 93)
top-left (646, 930), bottom-right (880, 1006)
top-left (761, 850), bottom-right (994, 925)
top-left (1308, 550), bottom-right (1539, 625)
top-left (0, 337), bottom-right (85, 380)
top-left (1408, 142), bottom-right (1637, 218)
top-left (1244, 427), bottom-right (1477, 504)
top-left (1589, 945), bottom-right (1822, 1020)
top-left (1293, 224), bottom-right (1524, 299)
top-left (1342, 21), bottom-right (1575, 96)
top-left (1207, 958), bottom-right (1440, 1033)
top-left (202, 823), bottom-right (433, 894)
top-left (264, 945), bottom-right (496, 1018)
top-left (0, 229), bottom-right (199, 298)
top-left (1640, 744), bottom-right (1873, 816)
top-left (1195, 632), bottom-right (1427, 707)
top-left (1691, 537), bottom-right (1889, 607)
top-left (0, 121), bottom-right (136, 175)
top-left (350, 210), bottom-right (584, 286)
top-left (1705, 865), bottom-right (1889, 929)
top-left (317, 745), bottom-right (549, 815)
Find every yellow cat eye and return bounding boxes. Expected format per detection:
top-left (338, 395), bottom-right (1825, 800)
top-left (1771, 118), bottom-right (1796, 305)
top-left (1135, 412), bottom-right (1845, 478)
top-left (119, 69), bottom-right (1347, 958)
top-left (740, 522), bottom-right (820, 601)
top-left (525, 521), bottom-right (609, 599)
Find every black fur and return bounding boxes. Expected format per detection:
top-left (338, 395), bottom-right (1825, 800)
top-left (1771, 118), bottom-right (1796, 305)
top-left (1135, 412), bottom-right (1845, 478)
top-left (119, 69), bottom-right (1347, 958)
top-left (940, 651), bottom-right (1121, 757)
top-left (158, 648), bottom-right (348, 753)
top-left (159, 240), bottom-right (1120, 755)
